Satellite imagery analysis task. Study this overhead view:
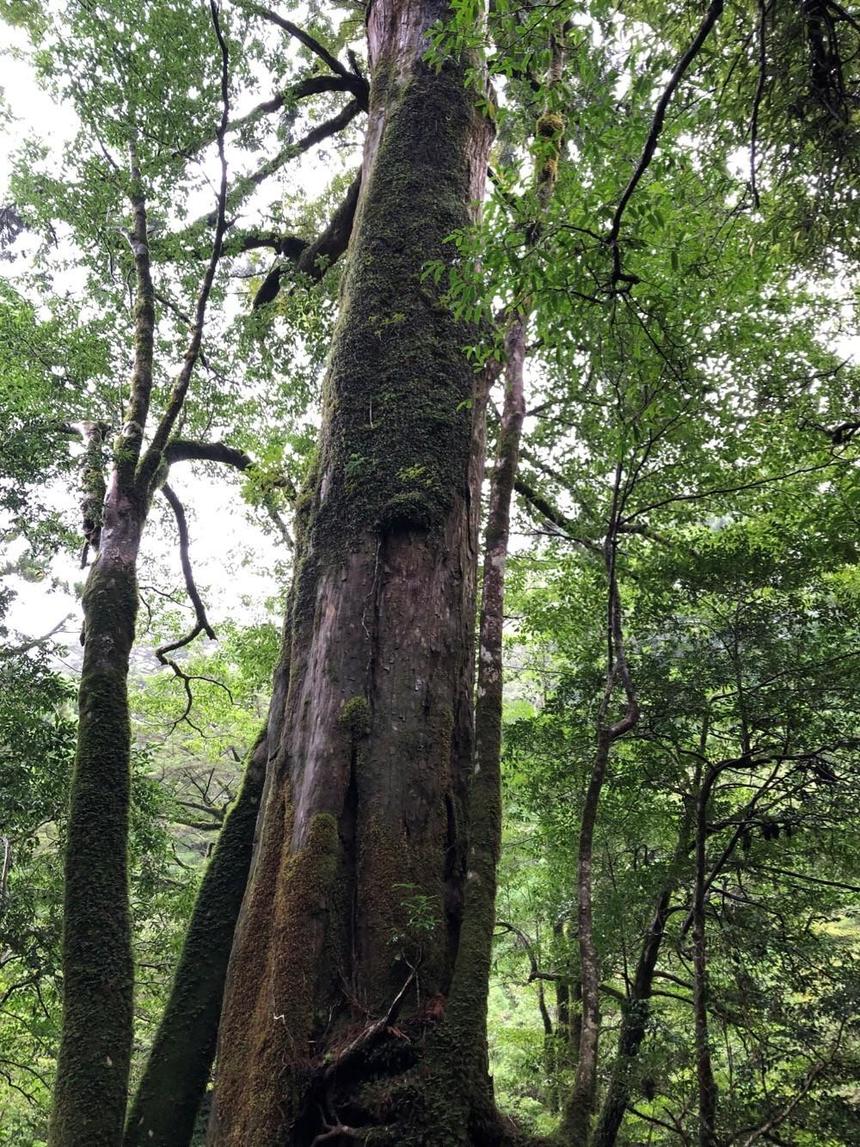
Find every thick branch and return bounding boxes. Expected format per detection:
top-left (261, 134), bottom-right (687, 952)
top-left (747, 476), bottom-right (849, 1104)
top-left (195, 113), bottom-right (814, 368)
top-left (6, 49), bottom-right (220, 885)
top-left (250, 171), bottom-right (361, 308)
top-left (164, 439), bottom-right (252, 470)
top-left (229, 72), bottom-right (368, 135)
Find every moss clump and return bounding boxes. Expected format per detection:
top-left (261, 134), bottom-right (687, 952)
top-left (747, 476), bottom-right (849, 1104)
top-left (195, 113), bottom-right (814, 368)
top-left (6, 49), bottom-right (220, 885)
top-left (536, 110), bottom-right (565, 138)
top-left (539, 156), bottom-right (559, 185)
top-left (378, 490), bottom-right (439, 532)
top-left (339, 694), bottom-right (371, 739)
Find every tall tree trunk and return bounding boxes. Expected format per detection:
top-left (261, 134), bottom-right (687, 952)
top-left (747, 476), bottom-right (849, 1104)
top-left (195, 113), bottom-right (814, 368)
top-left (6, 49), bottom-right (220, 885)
top-left (208, 5), bottom-right (493, 1143)
top-left (694, 776), bottom-right (718, 1147)
top-left (561, 525), bottom-right (639, 1144)
top-left (561, 727), bottom-right (613, 1143)
top-left (50, 30), bottom-right (229, 1137)
top-left (123, 723), bottom-right (270, 1147)
top-left (49, 486), bottom-right (143, 1147)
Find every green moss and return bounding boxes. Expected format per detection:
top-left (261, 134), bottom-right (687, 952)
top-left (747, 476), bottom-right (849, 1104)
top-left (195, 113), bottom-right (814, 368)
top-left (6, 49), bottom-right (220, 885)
top-left (299, 58), bottom-right (482, 564)
top-left (378, 490), bottom-right (440, 531)
top-left (276, 810), bottom-right (341, 1035)
top-left (536, 111), bottom-right (564, 138)
top-left (124, 730), bottom-right (267, 1147)
top-left (338, 694), bottom-right (371, 739)
top-left (50, 558), bottom-right (138, 1147)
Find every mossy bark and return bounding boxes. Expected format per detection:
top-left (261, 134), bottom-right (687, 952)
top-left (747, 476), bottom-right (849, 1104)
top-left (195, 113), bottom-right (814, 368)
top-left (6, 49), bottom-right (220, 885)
top-left (208, 4), bottom-right (496, 1144)
top-left (123, 728), bottom-right (269, 1147)
top-left (49, 490), bottom-right (142, 1147)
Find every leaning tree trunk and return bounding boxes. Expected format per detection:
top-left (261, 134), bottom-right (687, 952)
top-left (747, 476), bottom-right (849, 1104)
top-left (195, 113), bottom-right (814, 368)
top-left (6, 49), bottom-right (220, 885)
top-left (208, 5), bottom-right (494, 1144)
top-left (123, 723), bottom-right (270, 1147)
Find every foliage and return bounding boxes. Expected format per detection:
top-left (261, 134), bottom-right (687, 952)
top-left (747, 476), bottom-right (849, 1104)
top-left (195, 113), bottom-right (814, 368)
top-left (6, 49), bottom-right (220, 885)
top-left (1, 0), bottom-right (860, 1142)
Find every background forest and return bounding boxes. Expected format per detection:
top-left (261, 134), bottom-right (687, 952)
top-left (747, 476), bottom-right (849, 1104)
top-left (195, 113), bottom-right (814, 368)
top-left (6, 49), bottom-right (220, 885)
top-left (1, 0), bottom-right (859, 1144)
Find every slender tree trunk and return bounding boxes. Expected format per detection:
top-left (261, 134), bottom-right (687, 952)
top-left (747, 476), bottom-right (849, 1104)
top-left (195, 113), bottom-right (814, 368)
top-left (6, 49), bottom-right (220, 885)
top-left (561, 524), bottom-right (639, 1144)
top-left (591, 808), bottom-right (692, 1147)
top-left (208, 5), bottom-right (493, 1143)
top-left (123, 724), bottom-right (270, 1147)
top-left (50, 29), bottom-right (229, 1137)
top-left (561, 726), bottom-right (613, 1143)
top-left (694, 778), bottom-right (717, 1147)
top-left (49, 485), bottom-right (143, 1147)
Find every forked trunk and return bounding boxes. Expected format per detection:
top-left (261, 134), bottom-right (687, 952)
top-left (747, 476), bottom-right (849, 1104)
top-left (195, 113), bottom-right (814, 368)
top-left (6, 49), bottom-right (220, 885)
top-left (208, 4), bottom-right (494, 1143)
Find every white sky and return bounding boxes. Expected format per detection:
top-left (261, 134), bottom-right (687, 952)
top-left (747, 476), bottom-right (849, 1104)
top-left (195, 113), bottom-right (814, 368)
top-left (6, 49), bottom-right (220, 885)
top-left (0, 15), bottom-right (331, 656)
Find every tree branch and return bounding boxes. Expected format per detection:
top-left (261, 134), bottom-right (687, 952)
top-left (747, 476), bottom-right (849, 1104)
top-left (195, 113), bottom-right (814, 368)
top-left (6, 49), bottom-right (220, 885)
top-left (251, 171), bottom-right (361, 307)
top-left (164, 439), bottom-right (252, 470)
top-left (159, 483), bottom-right (216, 648)
top-left (137, 0), bottom-right (231, 495)
top-left (514, 475), bottom-right (600, 552)
top-left (241, 2), bottom-right (355, 82)
top-left (607, 0), bottom-right (724, 285)
top-left (115, 137), bottom-right (156, 493)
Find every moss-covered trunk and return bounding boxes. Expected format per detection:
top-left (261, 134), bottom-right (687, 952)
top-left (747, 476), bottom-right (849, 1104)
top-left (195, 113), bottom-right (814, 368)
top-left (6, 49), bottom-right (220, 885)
top-left (208, 4), bottom-right (495, 1144)
top-left (123, 726), bottom-right (270, 1147)
top-left (49, 487), bottom-right (142, 1147)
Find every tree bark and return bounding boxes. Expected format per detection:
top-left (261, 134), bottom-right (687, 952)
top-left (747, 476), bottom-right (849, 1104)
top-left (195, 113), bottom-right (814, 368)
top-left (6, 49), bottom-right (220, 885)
top-left (123, 725), bottom-right (270, 1147)
top-left (48, 482), bottom-right (143, 1147)
top-left (208, 5), bottom-right (493, 1144)
top-left (561, 531), bottom-right (639, 1144)
top-left (694, 774), bottom-right (718, 1147)
top-left (591, 812), bottom-right (692, 1147)
top-left (560, 727), bottom-right (613, 1144)
top-left (49, 29), bottom-right (229, 1136)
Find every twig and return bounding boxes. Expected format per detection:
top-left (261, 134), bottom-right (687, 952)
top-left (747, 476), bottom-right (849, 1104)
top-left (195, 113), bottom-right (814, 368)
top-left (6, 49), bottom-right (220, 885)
top-left (0, 615), bottom-right (73, 658)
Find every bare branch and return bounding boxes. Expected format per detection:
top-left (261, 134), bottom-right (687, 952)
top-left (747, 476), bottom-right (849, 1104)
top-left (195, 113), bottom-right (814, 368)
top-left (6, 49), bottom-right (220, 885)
top-left (607, 0), bottom-right (724, 285)
top-left (159, 483), bottom-right (216, 648)
top-left (137, 0), bottom-right (231, 495)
